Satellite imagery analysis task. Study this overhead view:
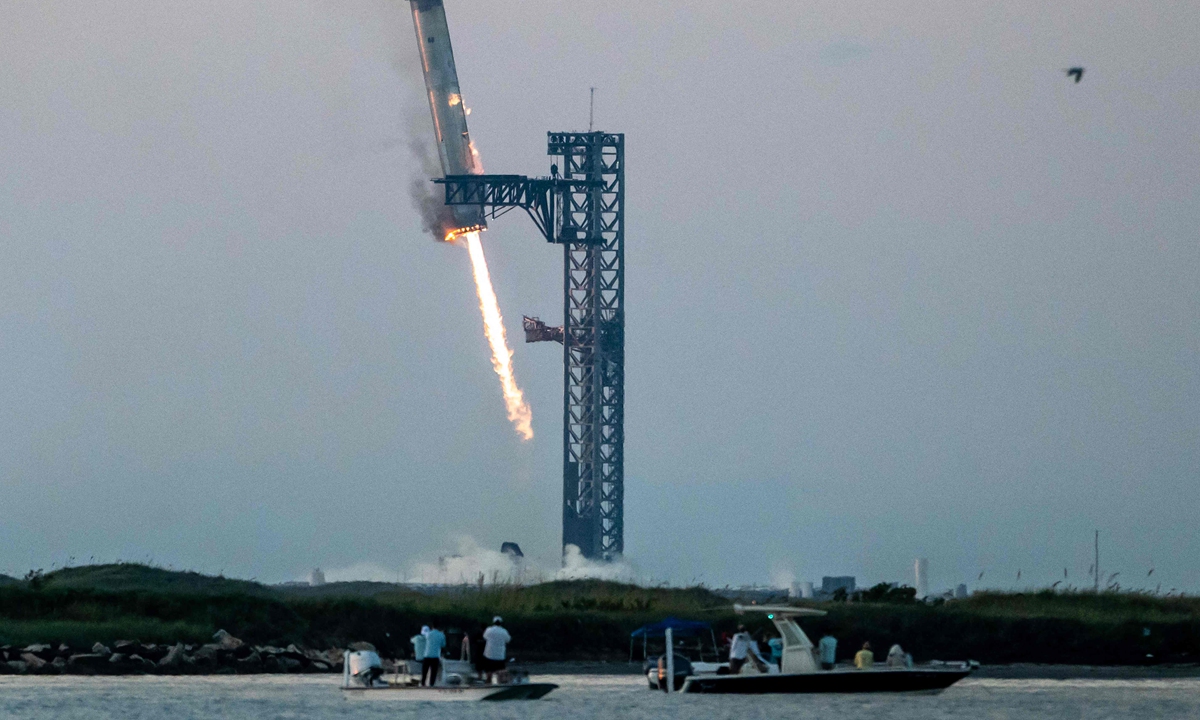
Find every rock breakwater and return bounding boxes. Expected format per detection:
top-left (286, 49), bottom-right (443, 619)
top-left (0, 630), bottom-right (369, 675)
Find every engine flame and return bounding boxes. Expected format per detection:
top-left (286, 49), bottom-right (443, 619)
top-left (444, 224), bottom-right (485, 243)
top-left (456, 230), bottom-right (533, 441)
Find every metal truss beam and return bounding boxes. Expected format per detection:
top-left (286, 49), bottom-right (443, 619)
top-left (435, 174), bottom-right (600, 245)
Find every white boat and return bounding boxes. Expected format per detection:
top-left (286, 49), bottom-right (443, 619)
top-left (654, 605), bottom-right (973, 695)
top-left (339, 651), bottom-right (557, 702)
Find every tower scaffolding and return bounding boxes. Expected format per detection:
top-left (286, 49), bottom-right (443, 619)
top-left (436, 131), bottom-right (625, 561)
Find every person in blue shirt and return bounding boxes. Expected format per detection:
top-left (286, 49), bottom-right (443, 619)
top-left (767, 634), bottom-right (784, 667)
top-left (421, 623), bottom-right (447, 686)
top-left (818, 634), bottom-right (838, 671)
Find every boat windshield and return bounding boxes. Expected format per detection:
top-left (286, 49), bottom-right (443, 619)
top-left (778, 621), bottom-right (804, 648)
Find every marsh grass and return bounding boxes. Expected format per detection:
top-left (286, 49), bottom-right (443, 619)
top-left (0, 619), bottom-right (210, 648)
top-left (1, 565), bottom-right (1197, 664)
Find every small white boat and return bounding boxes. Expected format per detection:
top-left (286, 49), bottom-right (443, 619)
top-left (339, 651), bottom-right (557, 702)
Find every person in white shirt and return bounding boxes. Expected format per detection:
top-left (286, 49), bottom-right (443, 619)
top-left (728, 625), bottom-right (752, 674)
top-left (481, 616), bottom-right (512, 682)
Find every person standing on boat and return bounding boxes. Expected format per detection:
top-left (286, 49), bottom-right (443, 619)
top-left (421, 623), bottom-right (447, 686)
top-left (854, 641), bottom-right (874, 669)
top-left (481, 616), bottom-right (512, 683)
top-left (818, 634), bottom-right (837, 670)
top-left (767, 634), bottom-right (784, 668)
top-left (728, 624), bottom-right (753, 674)
top-left (410, 626), bottom-right (428, 665)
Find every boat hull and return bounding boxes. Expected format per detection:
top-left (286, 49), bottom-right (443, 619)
top-left (342, 683), bottom-right (557, 702)
top-left (682, 669), bottom-right (971, 695)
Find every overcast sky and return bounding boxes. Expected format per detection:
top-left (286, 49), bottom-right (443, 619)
top-left (1, 1), bottom-right (1197, 592)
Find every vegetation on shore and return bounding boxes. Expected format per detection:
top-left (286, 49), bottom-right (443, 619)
top-left (1, 565), bottom-right (1197, 666)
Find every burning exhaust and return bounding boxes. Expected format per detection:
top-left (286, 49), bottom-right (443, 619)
top-left (456, 229), bottom-right (533, 441)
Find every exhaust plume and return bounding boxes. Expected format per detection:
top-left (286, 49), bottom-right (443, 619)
top-left (459, 230), bottom-right (534, 441)
top-left (405, 107), bottom-right (533, 441)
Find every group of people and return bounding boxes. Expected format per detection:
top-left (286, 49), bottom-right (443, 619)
top-left (726, 625), bottom-right (776, 674)
top-left (726, 627), bottom-right (911, 673)
top-left (408, 616), bottom-right (512, 687)
top-left (851, 641), bottom-right (913, 670)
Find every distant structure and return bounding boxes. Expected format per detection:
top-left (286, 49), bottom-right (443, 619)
top-left (309, 568), bottom-right (325, 586)
top-left (789, 581), bottom-right (814, 599)
top-left (500, 542), bottom-right (524, 558)
top-left (821, 576), bottom-right (856, 597)
top-left (914, 558), bottom-right (929, 599)
top-left (955, 583), bottom-right (968, 599)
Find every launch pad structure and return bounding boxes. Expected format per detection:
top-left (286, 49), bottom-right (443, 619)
top-left (436, 132), bottom-right (625, 561)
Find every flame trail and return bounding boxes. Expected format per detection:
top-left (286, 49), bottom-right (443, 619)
top-left (454, 229), bottom-right (533, 441)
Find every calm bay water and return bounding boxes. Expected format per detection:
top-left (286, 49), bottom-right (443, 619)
top-left (2, 674), bottom-right (1199, 719)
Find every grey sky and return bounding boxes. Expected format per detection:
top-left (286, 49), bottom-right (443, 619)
top-left (0, 1), bottom-right (1197, 592)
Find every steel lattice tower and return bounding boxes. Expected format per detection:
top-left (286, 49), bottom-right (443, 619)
top-left (551, 132), bottom-right (624, 561)
top-left (434, 131), bottom-right (625, 562)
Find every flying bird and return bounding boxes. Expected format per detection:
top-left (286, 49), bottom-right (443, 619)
top-left (1066, 67), bottom-right (1085, 83)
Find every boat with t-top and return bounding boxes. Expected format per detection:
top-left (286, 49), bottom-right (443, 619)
top-left (652, 604), bottom-right (973, 695)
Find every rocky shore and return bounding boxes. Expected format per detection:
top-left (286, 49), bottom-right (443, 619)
top-left (0, 630), bottom-right (364, 676)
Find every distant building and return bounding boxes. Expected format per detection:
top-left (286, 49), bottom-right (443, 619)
top-left (914, 558), bottom-right (929, 599)
top-left (955, 583), bottom-right (968, 599)
top-left (310, 568), bottom-right (325, 586)
top-left (821, 576), bottom-right (856, 597)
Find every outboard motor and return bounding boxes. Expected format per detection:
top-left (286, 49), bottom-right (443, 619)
top-left (643, 655), bottom-right (693, 692)
top-left (346, 650), bottom-right (385, 687)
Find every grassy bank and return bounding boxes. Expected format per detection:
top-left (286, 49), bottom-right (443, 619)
top-left (1, 565), bottom-right (1197, 665)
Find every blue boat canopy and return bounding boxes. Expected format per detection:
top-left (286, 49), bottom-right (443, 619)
top-left (630, 617), bottom-right (712, 639)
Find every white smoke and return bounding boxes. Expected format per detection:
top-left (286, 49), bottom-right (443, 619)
top-left (319, 537), bottom-right (640, 586)
top-left (556, 544), bottom-right (637, 582)
top-left (768, 563), bottom-right (797, 590)
top-left (408, 536), bottom-right (531, 585)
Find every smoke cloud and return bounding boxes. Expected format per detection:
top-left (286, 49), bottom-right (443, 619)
top-left (557, 545), bottom-right (637, 582)
top-left (768, 564), bottom-right (797, 591)
top-left (407, 131), bottom-right (458, 239)
top-left (317, 537), bottom-right (638, 586)
top-left (408, 536), bottom-right (531, 584)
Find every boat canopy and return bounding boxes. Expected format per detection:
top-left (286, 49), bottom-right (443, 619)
top-left (630, 617), bottom-right (713, 638)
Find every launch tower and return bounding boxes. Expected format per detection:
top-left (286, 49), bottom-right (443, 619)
top-left (437, 132), bottom-right (626, 561)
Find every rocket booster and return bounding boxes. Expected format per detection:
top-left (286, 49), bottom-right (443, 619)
top-left (410, 0), bottom-right (485, 234)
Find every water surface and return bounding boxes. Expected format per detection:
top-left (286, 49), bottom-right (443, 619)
top-left (2, 674), bottom-right (1198, 719)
